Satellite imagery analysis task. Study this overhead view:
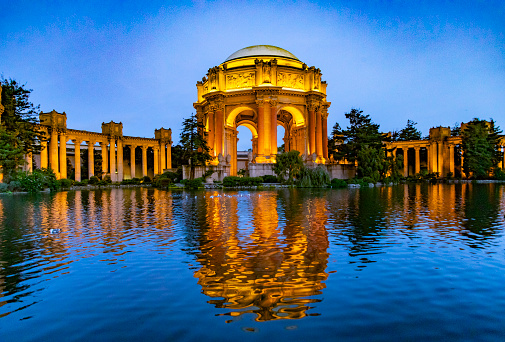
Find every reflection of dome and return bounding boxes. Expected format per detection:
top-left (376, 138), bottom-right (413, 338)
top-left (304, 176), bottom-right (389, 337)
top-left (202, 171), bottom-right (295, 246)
top-left (225, 45), bottom-right (299, 62)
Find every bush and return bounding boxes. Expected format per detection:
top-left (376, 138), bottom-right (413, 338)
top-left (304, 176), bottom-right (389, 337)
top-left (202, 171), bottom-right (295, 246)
top-left (297, 165), bottom-right (330, 188)
top-left (223, 176), bottom-right (263, 187)
top-left (362, 176), bottom-right (374, 184)
top-left (58, 178), bottom-right (74, 188)
top-left (185, 178), bottom-right (203, 190)
top-left (331, 178), bottom-right (348, 188)
top-left (11, 168), bottom-right (59, 193)
top-left (88, 176), bottom-right (100, 185)
top-left (494, 167), bottom-right (505, 180)
top-left (103, 175), bottom-right (112, 183)
top-left (142, 176), bottom-right (151, 183)
top-left (0, 183), bottom-right (9, 193)
top-left (261, 175), bottom-right (278, 183)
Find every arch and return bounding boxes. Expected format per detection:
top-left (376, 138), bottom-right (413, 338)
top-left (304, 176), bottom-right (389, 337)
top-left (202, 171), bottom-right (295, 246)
top-left (278, 105), bottom-right (305, 127)
top-left (236, 120), bottom-right (258, 138)
top-left (226, 105), bottom-right (257, 127)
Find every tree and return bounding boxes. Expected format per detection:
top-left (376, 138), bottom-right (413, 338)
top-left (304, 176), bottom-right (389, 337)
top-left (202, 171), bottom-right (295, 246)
top-left (394, 119), bottom-right (422, 141)
top-left (179, 113), bottom-right (212, 179)
top-left (461, 118), bottom-right (502, 178)
top-left (0, 79), bottom-right (44, 180)
top-left (273, 150), bottom-right (304, 184)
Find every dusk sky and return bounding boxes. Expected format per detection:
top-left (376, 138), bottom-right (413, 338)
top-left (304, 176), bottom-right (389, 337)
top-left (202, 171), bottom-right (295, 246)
top-left (2, 0), bottom-right (504, 150)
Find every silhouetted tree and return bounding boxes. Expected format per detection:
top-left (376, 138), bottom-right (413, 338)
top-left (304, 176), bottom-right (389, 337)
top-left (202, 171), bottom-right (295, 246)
top-left (179, 113), bottom-right (212, 179)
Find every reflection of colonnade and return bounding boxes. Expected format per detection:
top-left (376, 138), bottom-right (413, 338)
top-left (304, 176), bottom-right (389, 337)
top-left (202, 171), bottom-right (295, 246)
top-left (387, 126), bottom-right (505, 178)
top-left (29, 110), bottom-right (172, 180)
top-left (193, 191), bottom-right (329, 322)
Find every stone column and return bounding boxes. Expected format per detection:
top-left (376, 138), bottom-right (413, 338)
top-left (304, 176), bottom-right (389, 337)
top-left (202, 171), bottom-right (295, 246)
top-left (437, 141), bottom-right (443, 176)
top-left (322, 114), bottom-right (328, 160)
top-left (431, 142), bottom-right (438, 175)
top-left (449, 144), bottom-right (455, 176)
top-left (117, 139), bottom-right (123, 181)
top-left (153, 146), bottom-right (159, 176)
top-left (316, 108), bottom-right (323, 159)
top-left (88, 141), bottom-right (95, 179)
top-left (414, 147), bottom-right (420, 175)
top-left (270, 100), bottom-right (278, 156)
top-left (207, 111), bottom-right (215, 157)
top-left (142, 146), bottom-right (148, 177)
top-left (403, 147), bottom-right (409, 177)
top-left (502, 146), bottom-right (505, 169)
top-left (308, 103), bottom-right (316, 155)
top-left (160, 143), bottom-right (166, 172)
top-left (130, 145), bottom-right (136, 179)
top-left (100, 142), bottom-right (108, 177)
top-left (109, 139), bottom-right (116, 182)
top-left (40, 140), bottom-right (48, 169)
top-left (215, 103), bottom-right (224, 158)
top-left (73, 140), bottom-right (81, 182)
top-left (256, 99), bottom-right (265, 158)
top-left (25, 153), bottom-right (33, 172)
top-left (49, 129), bottom-right (59, 175)
top-left (59, 133), bottom-right (67, 179)
top-left (167, 142), bottom-right (172, 170)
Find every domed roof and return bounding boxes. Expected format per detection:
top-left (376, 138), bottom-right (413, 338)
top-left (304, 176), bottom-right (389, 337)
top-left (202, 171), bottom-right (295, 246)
top-left (224, 45), bottom-right (299, 62)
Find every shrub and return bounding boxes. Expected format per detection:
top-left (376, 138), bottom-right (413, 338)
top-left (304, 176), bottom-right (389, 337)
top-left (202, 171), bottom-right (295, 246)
top-left (185, 178), bottom-right (202, 190)
top-left (297, 165), bottom-right (330, 188)
top-left (362, 176), bottom-right (374, 184)
top-left (142, 176), bottom-right (151, 183)
top-left (222, 176), bottom-right (263, 187)
top-left (11, 168), bottom-right (59, 193)
top-left (58, 178), bottom-right (74, 188)
top-left (261, 175), bottom-right (278, 183)
top-left (494, 167), bottom-right (505, 180)
top-left (331, 178), bottom-right (348, 188)
top-left (88, 176), bottom-right (100, 185)
top-left (0, 183), bottom-right (9, 192)
top-left (103, 175), bottom-right (112, 183)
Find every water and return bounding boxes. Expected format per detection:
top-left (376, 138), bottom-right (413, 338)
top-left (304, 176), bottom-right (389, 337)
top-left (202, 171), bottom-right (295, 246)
top-left (0, 184), bottom-right (504, 341)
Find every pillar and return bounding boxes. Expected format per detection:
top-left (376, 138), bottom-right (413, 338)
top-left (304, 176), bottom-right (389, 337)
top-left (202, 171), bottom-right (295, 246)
top-left (207, 111), bottom-right (215, 157)
top-left (256, 99), bottom-right (265, 158)
top-left (431, 143), bottom-right (438, 175)
top-left (73, 140), bottom-right (81, 182)
top-left (154, 147), bottom-right (159, 176)
top-left (130, 145), bottom-right (136, 179)
top-left (100, 142), bottom-right (108, 177)
top-left (437, 141), bottom-right (443, 176)
top-left (270, 101), bottom-right (278, 156)
top-left (40, 140), bottom-right (48, 169)
top-left (215, 105), bottom-right (224, 158)
top-left (167, 143), bottom-right (172, 170)
top-left (25, 153), bottom-right (33, 172)
top-left (160, 143), bottom-right (166, 172)
top-left (449, 144), bottom-right (455, 176)
top-left (59, 133), bottom-right (67, 179)
top-left (109, 139), bottom-right (116, 182)
top-left (322, 115), bottom-right (328, 160)
top-left (502, 145), bottom-right (505, 169)
top-left (263, 100), bottom-right (271, 157)
top-left (403, 147), bottom-right (409, 177)
top-left (88, 141), bottom-right (95, 179)
top-left (316, 108), bottom-right (323, 159)
top-left (415, 147), bottom-right (420, 174)
top-left (142, 146), bottom-right (148, 177)
top-left (308, 105), bottom-right (316, 155)
top-left (117, 139), bottom-right (123, 181)
top-left (49, 129), bottom-right (59, 175)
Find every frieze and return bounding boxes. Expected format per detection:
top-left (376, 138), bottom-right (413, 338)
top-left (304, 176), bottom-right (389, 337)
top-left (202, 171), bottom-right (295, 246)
top-left (226, 72), bottom-right (255, 89)
top-left (277, 72), bottom-right (304, 89)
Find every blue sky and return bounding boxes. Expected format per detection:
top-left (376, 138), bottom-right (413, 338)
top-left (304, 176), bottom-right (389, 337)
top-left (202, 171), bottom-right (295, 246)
top-left (2, 0), bottom-right (504, 150)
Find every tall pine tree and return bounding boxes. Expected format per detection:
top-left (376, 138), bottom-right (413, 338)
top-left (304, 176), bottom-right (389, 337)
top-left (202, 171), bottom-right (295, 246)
top-left (179, 113), bottom-right (212, 179)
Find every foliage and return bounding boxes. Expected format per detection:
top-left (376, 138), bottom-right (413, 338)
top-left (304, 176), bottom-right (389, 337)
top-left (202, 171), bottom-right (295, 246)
top-left (272, 150), bottom-right (304, 184)
top-left (80, 148), bottom-right (103, 180)
top-left (88, 176), bottom-right (100, 185)
top-left (58, 178), bottom-right (74, 188)
top-left (142, 175), bottom-right (151, 183)
top-left (10, 168), bottom-right (58, 193)
top-left (387, 152), bottom-right (403, 183)
top-left (237, 168), bottom-right (247, 177)
top-left (451, 122), bottom-right (461, 136)
top-left (184, 178), bottom-right (203, 190)
top-left (121, 178), bottom-right (142, 185)
top-left (330, 178), bottom-right (348, 188)
top-left (393, 120), bottom-right (422, 141)
top-left (261, 175), bottom-right (278, 183)
top-left (153, 173), bottom-right (176, 188)
top-left (494, 168), bottom-right (505, 180)
top-left (356, 145), bottom-right (388, 183)
top-left (297, 165), bottom-right (330, 188)
top-left (222, 176), bottom-right (263, 187)
top-left (461, 118), bottom-right (502, 179)
top-left (0, 79), bottom-right (45, 179)
top-left (179, 113), bottom-right (212, 179)
top-left (0, 183), bottom-right (9, 192)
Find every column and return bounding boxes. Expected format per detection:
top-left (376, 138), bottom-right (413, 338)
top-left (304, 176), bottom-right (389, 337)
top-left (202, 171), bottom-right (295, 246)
top-left (270, 101), bottom-right (278, 156)
top-left (130, 145), bottom-right (136, 179)
top-left (25, 153), bottom-right (33, 172)
top-left (308, 104), bottom-right (316, 155)
top-left (153, 147), bottom-right (159, 176)
top-left (414, 147), bottom-right (420, 174)
top-left (109, 139), bottom-right (116, 181)
top-left (117, 139), bottom-right (123, 181)
top-left (316, 108), bottom-right (323, 159)
top-left (73, 140), bottom-right (81, 182)
top-left (88, 141), bottom-right (95, 179)
top-left (215, 105), bottom-right (224, 158)
top-left (431, 142), bottom-right (438, 175)
top-left (49, 129), bottom-right (59, 175)
top-left (167, 143), bottom-right (172, 170)
top-left (40, 140), bottom-right (48, 169)
top-left (100, 142), bottom-right (108, 177)
top-left (256, 99), bottom-right (265, 158)
top-left (59, 133), bottom-right (67, 179)
top-left (403, 147), bottom-right (409, 177)
top-left (322, 114), bottom-right (328, 160)
top-left (437, 141), bottom-right (443, 176)
top-left (207, 111), bottom-right (215, 157)
top-left (160, 143), bottom-right (166, 172)
top-left (449, 144), bottom-right (455, 176)
top-left (142, 146), bottom-right (148, 177)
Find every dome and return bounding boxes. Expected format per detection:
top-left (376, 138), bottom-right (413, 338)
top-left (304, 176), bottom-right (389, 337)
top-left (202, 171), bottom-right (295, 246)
top-left (224, 45), bottom-right (299, 62)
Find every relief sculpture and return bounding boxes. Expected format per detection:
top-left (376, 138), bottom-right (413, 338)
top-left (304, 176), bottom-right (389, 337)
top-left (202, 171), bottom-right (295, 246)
top-left (277, 72), bottom-right (304, 89)
top-left (226, 72), bottom-right (256, 89)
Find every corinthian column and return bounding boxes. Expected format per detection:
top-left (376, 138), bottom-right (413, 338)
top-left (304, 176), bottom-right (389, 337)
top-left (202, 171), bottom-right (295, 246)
top-left (109, 139), bottom-right (116, 181)
top-left (270, 99), bottom-right (278, 157)
top-left (117, 139), bottom-right (123, 181)
top-left (73, 139), bottom-right (81, 182)
top-left (307, 101), bottom-right (317, 155)
top-left (256, 98), bottom-right (265, 159)
top-left (49, 128), bottom-right (59, 176)
top-left (142, 146), bottom-right (148, 177)
top-left (88, 140), bottom-right (95, 179)
top-left (59, 133), bottom-right (67, 179)
top-left (130, 145), bottom-right (136, 179)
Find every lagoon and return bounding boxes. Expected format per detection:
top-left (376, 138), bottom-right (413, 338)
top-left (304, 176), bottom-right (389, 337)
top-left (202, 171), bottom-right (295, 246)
top-left (1, 184), bottom-right (505, 341)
